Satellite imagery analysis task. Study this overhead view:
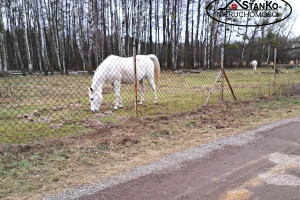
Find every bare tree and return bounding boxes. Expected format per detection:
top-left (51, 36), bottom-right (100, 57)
top-left (74, 0), bottom-right (86, 71)
top-left (184, 0), bottom-right (191, 68)
top-left (39, 0), bottom-right (50, 74)
top-left (0, 1), bottom-right (7, 74)
top-left (121, 0), bottom-right (126, 56)
top-left (88, 0), bottom-right (96, 73)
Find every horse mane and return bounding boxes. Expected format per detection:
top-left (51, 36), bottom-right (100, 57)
top-left (91, 56), bottom-right (114, 90)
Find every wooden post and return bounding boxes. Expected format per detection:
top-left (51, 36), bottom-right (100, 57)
top-left (222, 68), bottom-right (237, 101)
top-left (273, 48), bottom-right (277, 96)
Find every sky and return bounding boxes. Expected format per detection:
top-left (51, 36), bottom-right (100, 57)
top-left (287, 0), bottom-right (300, 37)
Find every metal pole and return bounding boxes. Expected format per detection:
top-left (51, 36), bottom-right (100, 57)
top-left (220, 48), bottom-right (224, 103)
top-left (205, 71), bottom-right (222, 105)
top-left (273, 48), bottom-right (277, 96)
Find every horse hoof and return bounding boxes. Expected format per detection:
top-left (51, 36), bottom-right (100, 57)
top-left (139, 102), bottom-right (143, 105)
top-left (119, 105), bottom-right (124, 108)
top-left (113, 106), bottom-right (118, 110)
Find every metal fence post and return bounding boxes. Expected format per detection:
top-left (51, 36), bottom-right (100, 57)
top-left (133, 0), bottom-right (138, 118)
top-left (220, 48), bottom-right (224, 103)
top-left (273, 48), bottom-right (277, 96)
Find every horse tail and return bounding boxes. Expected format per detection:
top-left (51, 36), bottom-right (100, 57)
top-left (149, 54), bottom-right (161, 85)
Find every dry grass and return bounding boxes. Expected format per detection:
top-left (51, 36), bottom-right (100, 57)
top-left (1, 97), bottom-right (300, 199)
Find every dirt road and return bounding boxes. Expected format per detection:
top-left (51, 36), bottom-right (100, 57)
top-left (77, 120), bottom-right (300, 200)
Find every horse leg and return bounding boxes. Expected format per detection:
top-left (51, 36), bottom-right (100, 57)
top-left (148, 78), bottom-right (157, 104)
top-left (139, 79), bottom-right (145, 105)
top-left (113, 81), bottom-right (121, 110)
top-left (119, 95), bottom-right (123, 108)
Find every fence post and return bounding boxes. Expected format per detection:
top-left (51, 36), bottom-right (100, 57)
top-left (273, 48), bottom-right (277, 96)
top-left (220, 48), bottom-right (224, 103)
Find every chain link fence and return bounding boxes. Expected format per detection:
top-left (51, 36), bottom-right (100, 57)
top-left (1, 50), bottom-right (300, 144)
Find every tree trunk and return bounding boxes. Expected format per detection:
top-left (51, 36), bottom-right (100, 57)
top-left (195, 0), bottom-right (201, 68)
top-left (74, 0), bottom-right (86, 71)
top-left (148, 0), bottom-right (153, 54)
top-left (8, 2), bottom-right (25, 75)
top-left (143, 1), bottom-right (147, 54)
top-left (50, 0), bottom-right (62, 73)
top-left (40, 0), bottom-right (50, 75)
top-left (155, 0), bottom-right (159, 55)
top-left (162, 1), bottom-right (166, 67)
top-left (109, 0), bottom-right (115, 54)
top-left (0, 2), bottom-right (8, 74)
top-left (114, 0), bottom-right (121, 55)
top-left (121, 0), bottom-right (126, 56)
top-left (171, 0), bottom-right (177, 71)
top-left (137, 1), bottom-right (143, 54)
top-left (88, 0), bottom-right (95, 74)
top-left (60, 1), bottom-right (66, 73)
top-left (133, 0), bottom-right (137, 55)
top-left (33, 0), bottom-right (42, 73)
top-left (184, 0), bottom-right (191, 69)
top-left (102, 0), bottom-right (108, 59)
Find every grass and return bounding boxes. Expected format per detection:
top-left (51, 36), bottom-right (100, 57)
top-left (2, 97), bottom-right (300, 199)
top-left (0, 68), bottom-right (300, 144)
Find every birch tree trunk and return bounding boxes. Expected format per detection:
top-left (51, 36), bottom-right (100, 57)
top-left (240, 19), bottom-right (249, 67)
top-left (109, 0), bottom-right (115, 54)
top-left (20, 1), bottom-right (33, 74)
top-left (60, 1), bottom-right (66, 74)
top-left (137, 1), bottom-right (143, 55)
top-left (171, 0), bottom-right (177, 70)
top-left (8, 2), bottom-right (25, 75)
top-left (88, 0), bottom-right (95, 73)
top-left (199, 10), bottom-right (205, 69)
top-left (33, 0), bottom-right (42, 73)
top-left (51, 1), bottom-right (62, 73)
top-left (74, 0), bottom-right (86, 71)
top-left (114, 0), bottom-right (121, 55)
top-left (0, 2), bottom-right (7, 74)
top-left (132, 0), bottom-right (137, 54)
top-left (148, 0), bottom-right (153, 54)
top-left (39, 0), bottom-right (50, 75)
top-left (143, 1), bottom-right (147, 54)
top-left (184, 0), bottom-right (191, 68)
top-left (121, 0), bottom-right (126, 56)
top-left (102, 0), bottom-right (108, 59)
top-left (155, 0), bottom-right (159, 55)
top-left (195, 1), bottom-right (201, 68)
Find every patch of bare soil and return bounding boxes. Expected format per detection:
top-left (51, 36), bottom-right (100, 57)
top-left (1, 98), bottom-right (300, 200)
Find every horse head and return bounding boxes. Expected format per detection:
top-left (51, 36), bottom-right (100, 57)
top-left (88, 87), bottom-right (103, 112)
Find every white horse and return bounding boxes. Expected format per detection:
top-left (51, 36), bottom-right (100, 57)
top-left (251, 60), bottom-right (257, 70)
top-left (89, 54), bottom-right (160, 112)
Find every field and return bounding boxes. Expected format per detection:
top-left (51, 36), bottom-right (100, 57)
top-left (1, 67), bottom-right (300, 199)
top-left (1, 67), bottom-right (300, 144)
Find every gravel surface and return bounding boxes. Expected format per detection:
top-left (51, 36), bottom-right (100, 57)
top-left (44, 117), bottom-right (300, 200)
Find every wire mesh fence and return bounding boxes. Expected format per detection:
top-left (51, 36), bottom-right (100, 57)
top-left (1, 50), bottom-right (300, 144)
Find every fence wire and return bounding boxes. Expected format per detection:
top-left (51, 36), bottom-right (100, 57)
top-left (1, 52), bottom-right (300, 144)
